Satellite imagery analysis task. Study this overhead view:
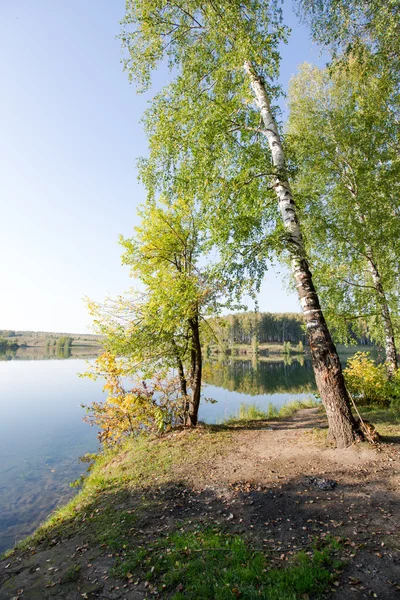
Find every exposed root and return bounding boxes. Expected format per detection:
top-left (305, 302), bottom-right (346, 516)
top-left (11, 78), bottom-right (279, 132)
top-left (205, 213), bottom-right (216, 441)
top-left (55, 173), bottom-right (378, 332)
top-left (355, 418), bottom-right (381, 444)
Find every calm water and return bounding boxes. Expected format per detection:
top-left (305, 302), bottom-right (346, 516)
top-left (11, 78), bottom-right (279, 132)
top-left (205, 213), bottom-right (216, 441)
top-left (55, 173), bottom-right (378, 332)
top-left (0, 350), bottom-right (317, 553)
top-left (201, 357), bottom-right (316, 422)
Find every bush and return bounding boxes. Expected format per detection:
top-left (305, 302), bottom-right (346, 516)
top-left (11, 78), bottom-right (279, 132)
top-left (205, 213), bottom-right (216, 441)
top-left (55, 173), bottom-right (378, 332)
top-left (82, 352), bottom-right (185, 445)
top-left (388, 370), bottom-right (400, 407)
top-left (344, 352), bottom-right (390, 407)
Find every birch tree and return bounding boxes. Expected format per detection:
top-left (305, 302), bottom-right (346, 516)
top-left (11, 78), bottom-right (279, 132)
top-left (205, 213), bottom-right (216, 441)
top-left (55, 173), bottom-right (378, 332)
top-left (297, 0), bottom-right (400, 74)
top-left (121, 0), bottom-right (361, 446)
top-left (287, 61), bottom-right (400, 375)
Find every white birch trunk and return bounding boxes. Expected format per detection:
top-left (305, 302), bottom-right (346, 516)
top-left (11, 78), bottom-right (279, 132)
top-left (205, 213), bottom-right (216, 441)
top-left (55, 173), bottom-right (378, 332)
top-left (366, 253), bottom-right (398, 376)
top-left (244, 60), bottom-right (359, 448)
top-left (345, 184), bottom-right (398, 377)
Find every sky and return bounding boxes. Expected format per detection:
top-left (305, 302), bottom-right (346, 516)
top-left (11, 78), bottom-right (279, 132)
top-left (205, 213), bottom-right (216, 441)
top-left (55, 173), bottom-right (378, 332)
top-left (0, 1), bottom-right (326, 334)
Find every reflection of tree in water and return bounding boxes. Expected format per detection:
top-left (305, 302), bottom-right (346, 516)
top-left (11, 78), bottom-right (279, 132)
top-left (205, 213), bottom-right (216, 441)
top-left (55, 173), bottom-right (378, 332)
top-left (57, 345), bottom-right (72, 359)
top-left (0, 348), bottom-right (17, 361)
top-left (203, 358), bottom-right (317, 396)
top-left (0, 346), bottom-right (77, 361)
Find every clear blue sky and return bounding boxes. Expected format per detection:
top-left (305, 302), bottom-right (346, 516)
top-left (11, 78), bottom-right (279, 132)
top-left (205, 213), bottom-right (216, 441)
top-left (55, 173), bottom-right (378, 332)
top-left (0, 1), bottom-right (325, 334)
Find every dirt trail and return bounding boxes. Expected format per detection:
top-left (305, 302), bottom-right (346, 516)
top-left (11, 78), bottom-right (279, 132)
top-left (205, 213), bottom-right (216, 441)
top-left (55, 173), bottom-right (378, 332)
top-left (1, 409), bottom-right (399, 599)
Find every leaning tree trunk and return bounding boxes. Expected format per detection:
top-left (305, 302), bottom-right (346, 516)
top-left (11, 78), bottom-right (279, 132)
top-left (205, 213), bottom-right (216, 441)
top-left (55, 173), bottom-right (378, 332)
top-left (244, 60), bottom-right (360, 448)
top-left (185, 316), bottom-right (202, 427)
top-left (366, 253), bottom-right (398, 377)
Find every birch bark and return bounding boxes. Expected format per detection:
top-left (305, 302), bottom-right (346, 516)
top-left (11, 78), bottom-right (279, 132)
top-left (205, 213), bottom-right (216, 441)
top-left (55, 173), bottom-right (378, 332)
top-left (244, 60), bottom-right (359, 447)
top-left (366, 253), bottom-right (398, 376)
top-left (344, 183), bottom-right (398, 377)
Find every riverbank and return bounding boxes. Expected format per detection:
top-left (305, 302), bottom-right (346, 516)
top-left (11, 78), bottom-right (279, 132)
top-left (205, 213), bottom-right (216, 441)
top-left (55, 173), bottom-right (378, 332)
top-left (1, 407), bottom-right (399, 599)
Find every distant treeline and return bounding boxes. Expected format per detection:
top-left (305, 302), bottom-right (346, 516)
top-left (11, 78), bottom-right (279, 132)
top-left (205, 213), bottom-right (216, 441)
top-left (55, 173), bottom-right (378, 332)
top-left (208, 312), bottom-right (374, 347)
top-left (0, 330), bottom-right (102, 348)
top-left (46, 336), bottom-right (73, 350)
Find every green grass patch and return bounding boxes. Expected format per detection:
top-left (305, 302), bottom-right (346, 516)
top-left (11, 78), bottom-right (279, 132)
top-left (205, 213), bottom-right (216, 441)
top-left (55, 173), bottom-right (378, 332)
top-left (358, 406), bottom-right (400, 437)
top-left (359, 406), bottom-right (400, 424)
top-left (226, 398), bottom-right (320, 425)
top-left (120, 527), bottom-right (340, 599)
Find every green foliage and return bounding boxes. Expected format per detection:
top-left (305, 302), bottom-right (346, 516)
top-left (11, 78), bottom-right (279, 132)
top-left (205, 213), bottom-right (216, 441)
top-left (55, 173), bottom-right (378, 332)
top-left (209, 312), bottom-right (307, 346)
top-left (359, 405), bottom-right (400, 426)
top-left (127, 527), bottom-right (336, 600)
top-left (278, 398), bottom-right (320, 417)
top-left (344, 352), bottom-right (390, 406)
top-left (297, 340), bottom-right (304, 353)
top-left (56, 336), bottom-right (73, 350)
top-left (82, 352), bottom-right (185, 445)
top-left (120, 1), bottom-right (291, 296)
top-left (287, 60), bottom-right (400, 350)
top-left (297, 0), bottom-right (400, 80)
top-left (86, 197), bottom-right (225, 432)
top-left (229, 403), bottom-right (279, 421)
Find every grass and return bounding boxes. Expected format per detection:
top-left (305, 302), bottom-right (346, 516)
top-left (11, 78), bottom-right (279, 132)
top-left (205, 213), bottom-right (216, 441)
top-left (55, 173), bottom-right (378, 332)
top-left (4, 427), bottom-right (231, 556)
top-left (226, 398), bottom-right (320, 425)
top-left (304, 404), bottom-right (400, 447)
top-left (209, 342), bottom-right (307, 357)
top-left (359, 405), bottom-right (400, 437)
top-left (117, 526), bottom-right (342, 600)
top-left (61, 563), bottom-right (82, 583)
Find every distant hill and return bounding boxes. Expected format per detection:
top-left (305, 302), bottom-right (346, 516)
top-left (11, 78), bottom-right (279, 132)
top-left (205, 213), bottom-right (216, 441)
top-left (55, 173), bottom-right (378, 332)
top-left (0, 330), bottom-right (103, 348)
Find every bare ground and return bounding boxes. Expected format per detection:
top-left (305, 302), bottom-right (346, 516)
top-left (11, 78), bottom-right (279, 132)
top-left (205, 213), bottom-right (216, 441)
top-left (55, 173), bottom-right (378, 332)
top-left (1, 408), bottom-right (399, 599)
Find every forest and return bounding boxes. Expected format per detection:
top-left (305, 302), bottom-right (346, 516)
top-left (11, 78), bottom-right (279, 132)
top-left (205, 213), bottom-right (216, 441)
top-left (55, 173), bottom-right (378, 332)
top-left (207, 312), bottom-right (374, 347)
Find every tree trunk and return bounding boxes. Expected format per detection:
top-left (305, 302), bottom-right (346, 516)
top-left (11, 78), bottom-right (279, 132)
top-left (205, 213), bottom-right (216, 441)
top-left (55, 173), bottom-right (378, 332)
top-left (185, 316), bottom-right (202, 427)
top-left (344, 185), bottom-right (398, 377)
top-left (171, 339), bottom-right (189, 419)
top-left (244, 60), bottom-right (360, 448)
top-left (366, 254), bottom-right (398, 376)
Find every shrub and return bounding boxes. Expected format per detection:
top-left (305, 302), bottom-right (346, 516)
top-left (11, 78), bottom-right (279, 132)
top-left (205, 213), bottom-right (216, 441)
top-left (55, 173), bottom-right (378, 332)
top-left (82, 352), bottom-right (185, 446)
top-left (388, 369), bottom-right (400, 407)
top-left (344, 352), bottom-right (390, 406)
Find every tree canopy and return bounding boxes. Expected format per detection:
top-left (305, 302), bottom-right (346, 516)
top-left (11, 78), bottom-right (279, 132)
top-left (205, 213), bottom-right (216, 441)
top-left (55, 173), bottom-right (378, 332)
top-left (119, 0), bottom-right (363, 447)
top-left (287, 58), bottom-right (400, 373)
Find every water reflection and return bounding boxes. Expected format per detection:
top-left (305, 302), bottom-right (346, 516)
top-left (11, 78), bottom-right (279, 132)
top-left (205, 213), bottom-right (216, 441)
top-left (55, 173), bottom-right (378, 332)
top-left (0, 346), bottom-right (100, 361)
top-left (198, 356), bottom-right (318, 424)
top-left (0, 359), bottom-right (102, 553)
top-left (203, 356), bottom-right (316, 396)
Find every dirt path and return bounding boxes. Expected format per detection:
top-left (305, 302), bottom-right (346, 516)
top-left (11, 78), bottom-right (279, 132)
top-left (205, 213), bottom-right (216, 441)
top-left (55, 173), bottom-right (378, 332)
top-left (1, 409), bottom-right (399, 599)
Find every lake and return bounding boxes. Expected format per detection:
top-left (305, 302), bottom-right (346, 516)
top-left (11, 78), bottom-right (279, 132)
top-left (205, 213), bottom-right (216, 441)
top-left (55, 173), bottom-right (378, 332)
top-left (0, 349), bottom-right (319, 553)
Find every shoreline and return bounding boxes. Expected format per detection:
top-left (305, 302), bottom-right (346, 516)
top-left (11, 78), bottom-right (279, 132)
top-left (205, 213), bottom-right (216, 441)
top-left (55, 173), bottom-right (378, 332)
top-left (1, 406), bottom-right (399, 599)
